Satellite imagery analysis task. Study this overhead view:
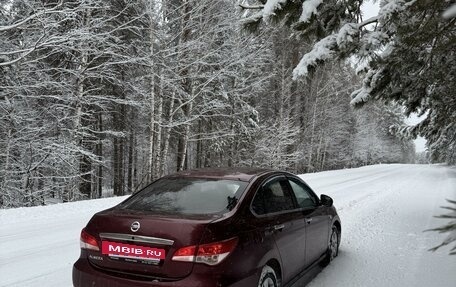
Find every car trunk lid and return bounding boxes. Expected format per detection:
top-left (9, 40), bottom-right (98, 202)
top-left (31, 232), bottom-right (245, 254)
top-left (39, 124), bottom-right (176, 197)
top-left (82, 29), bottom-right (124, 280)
top-left (86, 208), bottom-right (219, 279)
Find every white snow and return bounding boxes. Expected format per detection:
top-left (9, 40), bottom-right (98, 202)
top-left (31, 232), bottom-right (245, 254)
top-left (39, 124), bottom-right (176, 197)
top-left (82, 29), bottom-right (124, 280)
top-left (293, 22), bottom-right (360, 79)
top-left (361, 0), bottom-right (380, 19)
top-left (336, 23), bottom-right (359, 49)
top-left (350, 68), bottom-right (386, 105)
top-left (299, 0), bottom-right (323, 23)
top-left (292, 34), bottom-right (336, 79)
top-left (363, 31), bottom-right (388, 49)
top-left (302, 164), bottom-right (456, 287)
top-left (262, 0), bottom-right (287, 22)
top-left (1, 164), bottom-right (456, 286)
top-left (378, 0), bottom-right (407, 19)
top-left (0, 196), bottom-right (128, 287)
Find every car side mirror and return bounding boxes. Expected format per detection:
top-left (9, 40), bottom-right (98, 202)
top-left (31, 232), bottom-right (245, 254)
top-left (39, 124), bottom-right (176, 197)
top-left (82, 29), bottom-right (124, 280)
top-left (320, 194), bottom-right (333, 207)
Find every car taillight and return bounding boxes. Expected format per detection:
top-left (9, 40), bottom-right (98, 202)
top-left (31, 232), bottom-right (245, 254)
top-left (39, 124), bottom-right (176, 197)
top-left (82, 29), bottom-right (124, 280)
top-left (171, 245), bottom-right (196, 262)
top-left (80, 228), bottom-right (99, 251)
top-left (172, 237), bottom-right (238, 265)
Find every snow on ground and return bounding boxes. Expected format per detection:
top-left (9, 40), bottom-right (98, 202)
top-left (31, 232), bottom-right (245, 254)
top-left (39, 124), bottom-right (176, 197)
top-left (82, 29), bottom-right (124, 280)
top-left (1, 164), bottom-right (455, 286)
top-left (0, 196), bottom-right (127, 287)
top-left (301, 164), bottom-right (456, 287)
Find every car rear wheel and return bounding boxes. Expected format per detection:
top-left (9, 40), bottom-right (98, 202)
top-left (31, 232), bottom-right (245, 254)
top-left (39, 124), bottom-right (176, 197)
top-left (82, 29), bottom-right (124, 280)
top-left (321, 225), bottom-right (339, 267)
top-left (258, 265), bottom-right (279, 287)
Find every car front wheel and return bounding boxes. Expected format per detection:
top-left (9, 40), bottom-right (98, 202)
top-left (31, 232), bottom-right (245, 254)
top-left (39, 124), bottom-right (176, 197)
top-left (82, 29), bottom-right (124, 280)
top-left (258, 265), bottom-right (279, 287)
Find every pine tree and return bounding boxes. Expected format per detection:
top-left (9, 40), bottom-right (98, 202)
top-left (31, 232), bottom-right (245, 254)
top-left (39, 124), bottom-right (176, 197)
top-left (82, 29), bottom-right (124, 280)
top-left (428, 199), bottom-right (456, 255)
top-left (240, 0), bottom-right (455, 164)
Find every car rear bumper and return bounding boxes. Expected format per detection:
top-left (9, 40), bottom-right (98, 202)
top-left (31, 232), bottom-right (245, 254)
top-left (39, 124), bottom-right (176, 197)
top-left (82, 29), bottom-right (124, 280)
top-left (73, 258), bottom-right (258, 287)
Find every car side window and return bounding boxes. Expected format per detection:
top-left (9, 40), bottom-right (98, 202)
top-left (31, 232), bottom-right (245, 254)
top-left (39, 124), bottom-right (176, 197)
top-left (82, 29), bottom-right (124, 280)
top-left (288, 179), bottom-right (317, 209)
top-left (252, 178), bottom-right (295, 215)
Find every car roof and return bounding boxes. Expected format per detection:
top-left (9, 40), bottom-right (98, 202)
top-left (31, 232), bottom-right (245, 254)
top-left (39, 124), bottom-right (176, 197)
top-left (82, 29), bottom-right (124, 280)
top-left (163, 167), bottom-right (276, 182)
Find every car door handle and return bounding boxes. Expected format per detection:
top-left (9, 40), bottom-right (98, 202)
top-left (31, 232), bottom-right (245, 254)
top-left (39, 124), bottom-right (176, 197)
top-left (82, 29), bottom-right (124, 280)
top-left (273, 224), bottom-right (285, 231)
top-left (306, 218), bottom-right (313, 224)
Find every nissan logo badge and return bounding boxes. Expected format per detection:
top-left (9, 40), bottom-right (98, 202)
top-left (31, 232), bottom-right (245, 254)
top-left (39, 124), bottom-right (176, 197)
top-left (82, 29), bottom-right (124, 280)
top-left (130, 221), bottom-right (140, 232)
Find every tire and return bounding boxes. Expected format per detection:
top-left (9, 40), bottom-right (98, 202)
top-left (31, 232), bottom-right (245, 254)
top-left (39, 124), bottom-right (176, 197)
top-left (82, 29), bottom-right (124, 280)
top-left (258, 265), bottom-right (279, 287)
top-left (321, 225), bottom-right (339, 267)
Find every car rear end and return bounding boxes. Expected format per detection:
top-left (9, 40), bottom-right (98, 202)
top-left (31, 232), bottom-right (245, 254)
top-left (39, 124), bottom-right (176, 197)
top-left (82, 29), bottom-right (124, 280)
top-left (72, 176), bottom-right (259, 287)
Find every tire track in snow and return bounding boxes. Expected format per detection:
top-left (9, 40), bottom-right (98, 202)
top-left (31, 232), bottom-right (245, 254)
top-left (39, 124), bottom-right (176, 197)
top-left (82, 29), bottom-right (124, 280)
top-left (304, 165), bottom-right (403, 190)
top-left (307, 165), bottom-right (456, 287)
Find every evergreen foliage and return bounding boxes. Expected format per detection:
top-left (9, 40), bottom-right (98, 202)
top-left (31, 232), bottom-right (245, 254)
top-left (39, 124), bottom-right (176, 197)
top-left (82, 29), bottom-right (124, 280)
top-left (241, 0), bottom-right (455, 164)
top-left (428, 199), bottom-right (456, 255)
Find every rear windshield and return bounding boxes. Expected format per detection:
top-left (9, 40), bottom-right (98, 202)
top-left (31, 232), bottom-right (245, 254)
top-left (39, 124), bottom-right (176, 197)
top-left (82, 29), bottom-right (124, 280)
top-left (119, 178), bottom-right (248, 215)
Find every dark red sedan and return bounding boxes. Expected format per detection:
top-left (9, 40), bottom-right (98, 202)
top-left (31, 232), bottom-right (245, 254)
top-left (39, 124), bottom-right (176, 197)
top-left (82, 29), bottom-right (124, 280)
top-left (73, 168), bottom-right (341, 287)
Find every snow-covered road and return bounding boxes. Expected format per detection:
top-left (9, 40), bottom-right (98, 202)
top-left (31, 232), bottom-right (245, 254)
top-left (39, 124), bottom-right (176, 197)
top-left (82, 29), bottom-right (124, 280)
top-left (1, 164), bottom-right (455, 286)
top-left (302, 164), bottom-right (456, 287)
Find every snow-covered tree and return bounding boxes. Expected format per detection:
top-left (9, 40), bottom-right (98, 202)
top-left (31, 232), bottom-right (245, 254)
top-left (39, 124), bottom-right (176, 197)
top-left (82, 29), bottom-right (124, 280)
top-left (0, 0), bottom-right (418, 208)
top-left (353, 100), bottom-right (415, 165)
top-left (0, 0), bottom-right (144, 205)
top-left (241, 0), bottom-right (455, 164)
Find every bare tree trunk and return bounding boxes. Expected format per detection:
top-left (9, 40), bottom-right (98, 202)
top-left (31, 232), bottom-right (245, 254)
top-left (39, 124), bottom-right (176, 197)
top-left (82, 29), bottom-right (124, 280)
top-left (114, 137), bottom-right (125, 196)
top-left (315, 134), bottom-right (323, 170)
top-left (279, 59), bottom-right (286, 126)
top-left (74, 8), bottom-right (92, 199)
top-left (321, 140), bottom-right (328, 170)
top-left (112, 78), bottom-right (126, 196)
top-left (228, 122), bottom-right (234, 167)
top-left (228, 90), bottom-right (236, 167)
top-left (147, 2), bottom-right (156, 182)
top-left (204, 119), bottom-right (212, 167)
top-left (113, 135), bottom-right (121, 195)
top-left (153, 74), bottom-right (163, 179)
top-left (277, 58), bottom-right (287, 165)
top-left (133, 135), bottom-right (138, 191)
top-left (307, 97), bottom-right (318, 172)
top-left (76, 73), bottom-right (90, 199)
top-left (177, 99), bottom-right (193, 171)
top-left (127, 128), bottom-right (134, 194)
top-left (96, 112), bottom-right (103, 198)
top-left (1, 128), bottom-right (12, 205)
top-left (176, 0), bottom-right (192, 172)
top-left (79, 138), bottom-right (92, 199)
top-left (160, 92), bottom-right (176, 176)
top-left (196, 119), bottom-right (202, 168)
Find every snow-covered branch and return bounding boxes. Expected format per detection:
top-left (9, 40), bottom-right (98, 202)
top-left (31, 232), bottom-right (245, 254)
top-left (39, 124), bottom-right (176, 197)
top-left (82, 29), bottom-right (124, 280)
top-left (0, 34), bottom-right (45, 67)
top-left (0, 1), bottom-right (63, 32)
top-left (239, 4), bottom-right (264, 10)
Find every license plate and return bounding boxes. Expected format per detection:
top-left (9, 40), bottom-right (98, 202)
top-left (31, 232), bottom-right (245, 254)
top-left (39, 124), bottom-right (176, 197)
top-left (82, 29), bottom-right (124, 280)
top-left (101, 241), bottom-right (166, 260)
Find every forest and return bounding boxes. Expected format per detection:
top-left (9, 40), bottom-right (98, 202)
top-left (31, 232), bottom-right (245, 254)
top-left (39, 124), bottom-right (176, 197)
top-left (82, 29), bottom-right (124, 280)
top-left (2, 0), bottom-right (453, 208)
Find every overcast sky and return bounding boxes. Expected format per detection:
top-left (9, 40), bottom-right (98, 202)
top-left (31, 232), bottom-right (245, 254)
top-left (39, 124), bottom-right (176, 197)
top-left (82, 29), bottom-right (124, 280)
top-left (361, 0), bottom-right (380, 19)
